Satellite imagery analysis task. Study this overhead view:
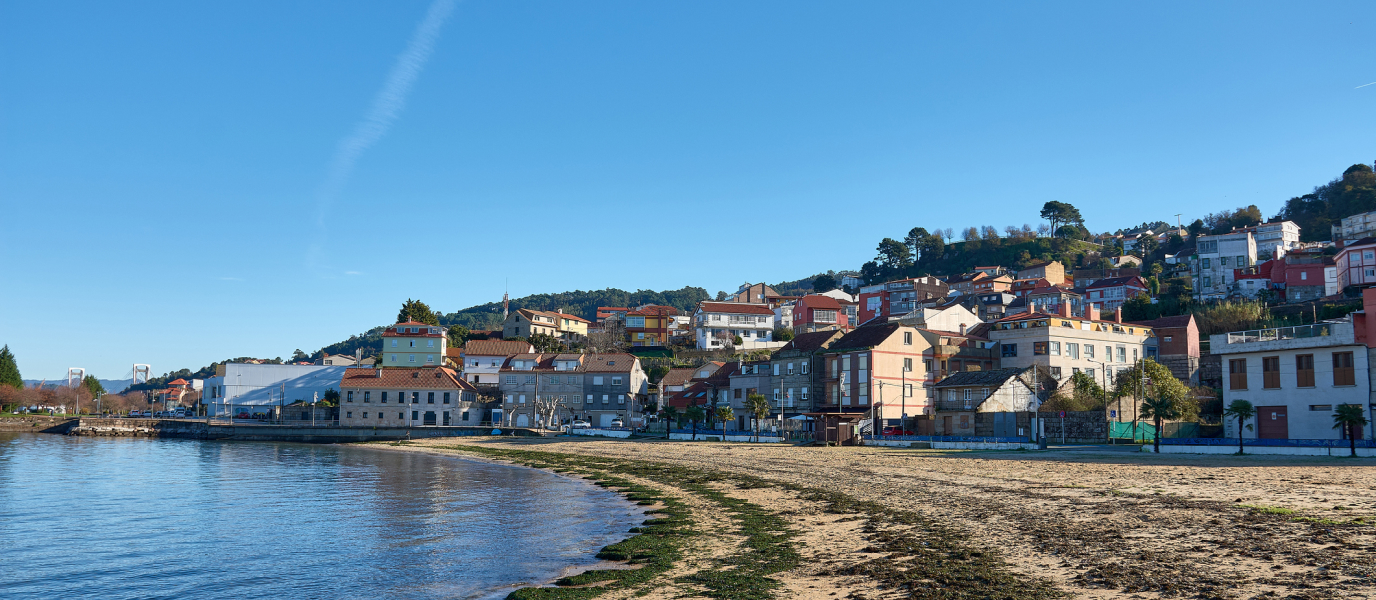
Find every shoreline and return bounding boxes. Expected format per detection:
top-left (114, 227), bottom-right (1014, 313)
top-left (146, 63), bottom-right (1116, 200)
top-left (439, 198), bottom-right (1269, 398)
top-left (369, 436), bottom-right (1376, 600)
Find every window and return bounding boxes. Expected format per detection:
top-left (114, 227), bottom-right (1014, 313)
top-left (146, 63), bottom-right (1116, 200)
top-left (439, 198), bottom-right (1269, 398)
top-left (391, 340), bottom-right (397, 348)
top-left (801, 387), bottom-right (809, 400)
top-left (611, 377), bottom-right (622, 386)
top-left (412, 411), bottom-right (419, 420)
top-left (1203, 276), bottom-right (1211, 288)
top-left (519, 394), bottom-right (526, 404)
top-left (346, 412), bottom-right (352, 418)
top-left (346, 391), bottom-right (354, 403)
top-left (1049, 341), bottom-right (1061, 356)
top-left (1085, 369), bottom-right (1094, 380)
top-left (773, 389), bottom-right (781, 400)
top-left (801, 361), bottom-right (808, 374)
top-left (1116, 346), bottom-right (1126, 363)
top-left (1309, 404), bottom-right (1332, 411)
top-left (602, 395), bottom-right (609, 403)
top-left (362, 412), bottom-right (368, 419)
top-left (408, 355), bottom-right (415, 363)
top-left (411, 392), bottom-right (419, 404)
top-left (1002, 343), bottom-right (1018, 357)
top-left (524, 375), bottom-right (536, 384)
top-left (1163, 336), bottom-right (1173, 343)
top-left (618, 395), bottom-right (625, 404)
top-left (505, 375), bottom-right (516, 384)
top-left (427, 355), bottom-right (434, 364)
top-left (1105, 346), bottom-right (1114, 362)
top-left (1300, 271), bottom-right (1308, 281)
top-left (593, 376), bottom-right (604, 385)
top-left (1220, 257), bottom-right (1228, 266)
top-left (381, 392), bottom-right (388, 403)
top-left (963, 389), bottom-right (972, 400)
top-left (924, 359), bottom-right (934, 371)
top-left (1229, 358), bottom-right (1247, 390)
top-left (903, 331), bottom-right (913, 345)
top-left (1049, 367), bottom-right (1062, 379)
top-left (1084, 345), bottom-right (1094, 359)
top-left (390, 354), bottom-right (397, 363)
top-left (787, 362), bottom-right (795, 375)
top-left (1067, 343), bottom-right (1079, 359)
top-left (1262, 356), bottom-right (1280, 389)
top-left (1033, 342), bottom-right (1048, 355)
top-left (1334, 352), bottom-right (1356, 386)
top-left (378, 412), bottom-right (383, 420)
top-left (364, 391), bottom-right (371, 402)
top-left (1236, 255), bottom-right (1245, 267)
top-left (1366, 251), bottom-right (1375, 261)
top-left (462, 410), bottom-right (470, 421)
top-left (427, 339), bottom-right (434, 348)
top-left (1295, 354), bottom-right (1314, 387)
top-left (1202, 258), bottom-right (1210, 269)
top-left (903, 358), bottom-right (913, 372)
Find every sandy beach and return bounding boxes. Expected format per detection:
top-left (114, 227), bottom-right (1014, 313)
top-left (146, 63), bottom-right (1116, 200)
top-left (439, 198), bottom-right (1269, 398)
top-left (386, 437), bottom-right (1376, 600)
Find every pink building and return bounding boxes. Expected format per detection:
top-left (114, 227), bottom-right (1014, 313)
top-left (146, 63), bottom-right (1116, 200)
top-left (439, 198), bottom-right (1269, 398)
top-left (1336, 238), bottom-right (1376, 290)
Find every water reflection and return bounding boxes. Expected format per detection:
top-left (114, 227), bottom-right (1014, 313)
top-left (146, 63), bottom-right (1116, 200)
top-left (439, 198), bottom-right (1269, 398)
top-left (0, 433), bottom-right (642, 600)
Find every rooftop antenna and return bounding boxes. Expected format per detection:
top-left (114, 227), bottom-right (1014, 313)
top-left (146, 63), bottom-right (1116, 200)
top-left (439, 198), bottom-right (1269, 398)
top-left (1175, 214), bottom-right (1182, 231)
top-left (503, 280), bottom-right (509, 319)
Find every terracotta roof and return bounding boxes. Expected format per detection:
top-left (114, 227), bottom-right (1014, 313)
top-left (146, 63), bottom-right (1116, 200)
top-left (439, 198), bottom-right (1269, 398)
top-left (1021, 260), bottom-right (1056, 270)
top-left (698, 302), bottom-right (775, 315)
top-left (1128, 314), bottom-right (1195, 329)
top-left (462, 339), bottom-right (535, 357)
top-left (665, 381), bottom-right (712, 408)
top-left (168, 378), bottom-right (189, 385)
top-left (340, 367), bottom-right (475, 391)
top-left (659, 368), bottom-right (698, 387)
top-left (383, 323), bottom-right (444, 337)
top-left (1086, 276), bottom-right (1146, 289)
top-left (798, 294), bottom-right (842, 309)
top-left (581, 353), bottom-right (639, 373)
top-left (628, 305), bottom-right (679, 317)
top-left (934, 367), bottom-right (1027, 389)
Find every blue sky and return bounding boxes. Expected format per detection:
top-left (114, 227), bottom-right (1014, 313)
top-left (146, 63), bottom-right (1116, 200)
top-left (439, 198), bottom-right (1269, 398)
top-left (2, 1), bottom-right (1373, 380)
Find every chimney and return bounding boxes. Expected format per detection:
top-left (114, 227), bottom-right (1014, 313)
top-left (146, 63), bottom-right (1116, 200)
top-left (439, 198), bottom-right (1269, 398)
top-left (1088, 304), bottom-right (1101, 322)
top-left (959, 323), bottom-right (967, 335)
top-left (1057, 303), bottom-right (1070, 318)
top-left (1113, 307), bottom-right (1123, 323)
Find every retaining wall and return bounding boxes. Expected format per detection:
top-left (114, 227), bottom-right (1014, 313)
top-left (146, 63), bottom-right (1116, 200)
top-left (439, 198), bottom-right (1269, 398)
top-left (865, 439), bottom-right (1039, 450)
top-left (66, 418), bottom-right (542, 443)
top-left (566, 428), bottom-right (633, 439)
top-left (1143, 444), bottom-right (1376, 457)
top-left (668, 431), bottom-right (783, 443)
top-left (0, 416), bottom-right (78, 433)
top-left (1040, 411), bottom-right (1107, 443)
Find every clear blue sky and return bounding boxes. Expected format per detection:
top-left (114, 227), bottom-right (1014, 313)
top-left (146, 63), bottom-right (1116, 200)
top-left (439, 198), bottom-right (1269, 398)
top-left (2, 1), bottom-right (1373, 380)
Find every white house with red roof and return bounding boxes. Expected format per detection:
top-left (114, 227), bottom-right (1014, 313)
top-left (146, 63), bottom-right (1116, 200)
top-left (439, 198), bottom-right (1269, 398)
top-left (1083, 276), bottom-right (1149, 311)
top-left (692, 302), bottom-right (777, 350)
top-left (339, 366), bottom-right (479, 427)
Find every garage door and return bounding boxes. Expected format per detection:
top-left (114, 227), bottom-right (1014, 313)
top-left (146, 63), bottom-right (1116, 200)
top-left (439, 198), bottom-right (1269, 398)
top-left (599, 414), bottom-right (617, 428)
top-left (1256, 406), bottom-right (1288, 439)
top-left (516, 414), bottom-right (529, 427)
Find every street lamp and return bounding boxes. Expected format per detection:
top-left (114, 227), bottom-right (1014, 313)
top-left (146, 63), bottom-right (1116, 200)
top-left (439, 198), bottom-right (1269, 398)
top-left (1085, 359), bottom-right (1112, 442)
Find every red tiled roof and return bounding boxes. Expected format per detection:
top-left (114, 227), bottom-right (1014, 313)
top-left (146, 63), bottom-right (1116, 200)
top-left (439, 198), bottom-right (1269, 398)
top-left (1086, 276), bottom-right (1146, 290)
top-left (581, 353), bottom-right (640, 373)
top-left (383, 322), bottom-right (444, 337)
top-left (698, 302), bottom-right (774, 315)
top-left (628, 305), bottom-right (680, 317)
top-left (462, 340), bottom-right (535, 357)
top-left (168, 378), bottom-right (189, 385)
top-left (659, 367), bottom-right (698, 387)
top-left (798, 294), bottom-right (842, 309)
top-left (340, 367), bottom-right (475, 391)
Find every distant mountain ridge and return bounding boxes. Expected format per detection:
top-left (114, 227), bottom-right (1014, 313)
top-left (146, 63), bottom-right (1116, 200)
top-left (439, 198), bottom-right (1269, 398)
top-left (24, 378), bottom-right (134, 394)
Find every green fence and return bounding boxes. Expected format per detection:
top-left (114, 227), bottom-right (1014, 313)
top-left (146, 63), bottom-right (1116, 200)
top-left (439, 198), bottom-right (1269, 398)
top-left (1109, 421), bottom-right (1157, 442)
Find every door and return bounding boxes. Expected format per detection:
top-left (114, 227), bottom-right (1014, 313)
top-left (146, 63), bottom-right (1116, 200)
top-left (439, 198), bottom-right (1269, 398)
top-left (992, 412), bottom-right (1015, 438)
top-left (599, 413), bottom-right (616, 428)
top-left (515, 413), bottom-right (528, 427)
top-left (942, 416), bottom-right (952, 436)
top-left (442, 411), bottom-right (451, 426)
top-left (423, 411), bottom-right (437, 426)
top-left (1256, 406), bottom-right (1288, 439)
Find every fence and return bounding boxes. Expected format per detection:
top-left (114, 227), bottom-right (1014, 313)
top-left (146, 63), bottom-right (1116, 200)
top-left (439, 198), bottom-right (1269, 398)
top-left (1160, 437), bottom-right (1376, 448)
top-left (863, 434), bottom-right (1031, 444)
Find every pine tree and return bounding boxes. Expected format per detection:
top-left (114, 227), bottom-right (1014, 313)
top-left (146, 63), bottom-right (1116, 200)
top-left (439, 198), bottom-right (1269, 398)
top-left (0, 345), bottom-right (21, 389)
top-left (397, 299), bottom-right (440, 326)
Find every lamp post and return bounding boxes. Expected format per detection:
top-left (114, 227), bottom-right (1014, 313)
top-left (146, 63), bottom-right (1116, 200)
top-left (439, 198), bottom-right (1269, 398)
top-left (1086, 359), bottom-right (1111, 443)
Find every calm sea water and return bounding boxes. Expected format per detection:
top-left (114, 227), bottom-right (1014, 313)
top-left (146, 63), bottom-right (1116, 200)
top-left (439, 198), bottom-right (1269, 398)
top-left (0, 433), bottom-right (643, 600)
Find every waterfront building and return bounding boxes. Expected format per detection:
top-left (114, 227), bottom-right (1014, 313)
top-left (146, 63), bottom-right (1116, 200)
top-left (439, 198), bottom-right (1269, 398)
top-left (987, 305), bottom-right (1156, 386)
top-left (383, 321), bottom-right (448, 368)
top-left (201, 363), bottom-right (350, 417)
top-left (339, 367), bottom-right (480, 427)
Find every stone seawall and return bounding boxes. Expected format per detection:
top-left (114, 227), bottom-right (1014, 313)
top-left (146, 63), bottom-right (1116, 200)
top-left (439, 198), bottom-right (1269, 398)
top-left (0, 416), bottom-right (78, 434)
top-left (67, 418), bottom-right (544, 443)
top-left (1039, 411), bottom-right (1107, 444)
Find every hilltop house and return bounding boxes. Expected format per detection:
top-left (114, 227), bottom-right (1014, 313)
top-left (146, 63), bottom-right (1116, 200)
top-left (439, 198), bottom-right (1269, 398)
top-left (503, 309), bottom-right (590, 341)
top-left (693, 302), bottom-right (776, 350)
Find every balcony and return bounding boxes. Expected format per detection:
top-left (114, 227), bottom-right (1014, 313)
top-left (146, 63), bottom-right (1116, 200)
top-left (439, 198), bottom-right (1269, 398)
top-left (1210, 321), bottom-right (1354, 354)
top-left (1225, 323), bottom-right (1333, 344)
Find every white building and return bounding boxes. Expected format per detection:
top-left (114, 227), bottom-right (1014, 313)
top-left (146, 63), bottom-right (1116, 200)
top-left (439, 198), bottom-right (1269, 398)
top-left (201, 363), bottom-right (350, 416)
top-left (457, 339), bottom-right (534, 385)
top-left (894, 302), bottom-right (982, 333)
top-left (1192, 230), bottom-right (1257, 301)
top-left (1211, 320), bottom-right (1372, 442)
top-left (1251, 221), bottom-right (1302, 259)
top-left (1333, 210), bottom-right (1376, 243)
top-left (693, 302), bottom-right (777, 350)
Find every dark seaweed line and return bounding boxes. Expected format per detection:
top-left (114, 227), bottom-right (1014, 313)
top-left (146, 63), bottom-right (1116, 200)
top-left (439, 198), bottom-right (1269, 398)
top-left (432, 444), bottom-right (1065, 600)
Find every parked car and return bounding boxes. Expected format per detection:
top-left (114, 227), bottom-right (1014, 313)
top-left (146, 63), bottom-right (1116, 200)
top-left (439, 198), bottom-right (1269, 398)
top-left (235, 412), bottom-right (251, 419)
top-left (609, 418), bottom-right (625, 428)
top-left (569, 420), bottom-right (591, 429)
top-left (880, 426), bottom-right (913, 436)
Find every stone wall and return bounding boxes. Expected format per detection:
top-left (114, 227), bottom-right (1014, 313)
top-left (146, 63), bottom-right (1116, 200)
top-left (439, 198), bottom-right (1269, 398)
top-left (1038, 410), bottom-right (1107, 443)
top-left (0, 416), bottom-right (78, 433)
top-left (65, 418), bottom-right (544, 443)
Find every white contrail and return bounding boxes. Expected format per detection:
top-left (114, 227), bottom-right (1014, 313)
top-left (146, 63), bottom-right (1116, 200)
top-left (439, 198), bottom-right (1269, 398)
top-left (1356, 81), bottom-right (1376, 89)
top-left (310, 0), bottom-right (457, 264)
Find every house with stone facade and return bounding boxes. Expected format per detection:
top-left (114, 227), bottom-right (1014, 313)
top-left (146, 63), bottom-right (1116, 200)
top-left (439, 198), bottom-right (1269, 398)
top-left (931, 367), bottom-right (1041, 437)
top-left (339, 367), bottom-right (481, 427)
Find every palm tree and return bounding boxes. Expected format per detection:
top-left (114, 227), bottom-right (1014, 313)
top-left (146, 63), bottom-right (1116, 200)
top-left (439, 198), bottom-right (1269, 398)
top-left (1139, 396), bottom-right (1180, 454)
top-left (661, 405), bottom-right (679, 438)
top-left (746, 392), bottom-right (771, 443)
top-left (1223, 399), bottom-right (1256, 455)
top-left (1332, 404), bottom-right (1370, 458)
top-left (714, 406), bottom-right (734, 432)
top-left (684, 403), bottom-right (706, 441)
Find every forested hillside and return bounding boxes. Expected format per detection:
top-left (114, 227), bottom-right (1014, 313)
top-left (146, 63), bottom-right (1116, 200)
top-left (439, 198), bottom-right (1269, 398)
top-left (1275, 163), bottom-right (1376, 241)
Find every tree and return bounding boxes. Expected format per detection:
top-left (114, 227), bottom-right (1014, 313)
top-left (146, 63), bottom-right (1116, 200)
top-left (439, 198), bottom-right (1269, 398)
top-left (447, 325), bottom-right (470, 348)
top-left (714, 405), bottom-right (734, 430)
top-left (746, 392), bottom-right (771, 442)
top-left (772, 327), bottom-right (795, 342)
top-left (532, 395), bottom-right (567, 430)
top-left (290, 349), bottom-right (310, 363)
top-left (1041, 201), bottom-right (1084, 235)
top-left (876, 238), bottom-right (913, 270)
top-left (585, 320), bottom-right (626, 353)
top-left (0, 345), bottom-right (21, 390)
top-left (661, 405), bottom-right (679, 437)
top-left (904, 228), bottom-right (930, 261)
top-left (812, 274), bottom-right (838, 293)
top-left (528, 332), bottom-right (563, 353)
top-left (1187, 219), bottom-right (1205, 238)
top-left (322, 388), bottom-right (340, 405)
top-left (715, 291), bottom-right (728, 301)
top-left (1223, 399), bottom-right (1256, 454)
top-left (1140, 395), bottom-right (1181, 454)
top-left (1112, 358), bottom-right (1194, 441)
top-left (684, 403), bottom-right (706, 440)
top-left (1332, 404), bottom-right (1370, 458)
top-left (1136, 234), bottom-right (1160, 259)
top-left (981, 226), bottom-right (1001, 244)
top-left (397, 299), bottom-right (440, 326)
top-left (80, 375), bottom-right (105, 401)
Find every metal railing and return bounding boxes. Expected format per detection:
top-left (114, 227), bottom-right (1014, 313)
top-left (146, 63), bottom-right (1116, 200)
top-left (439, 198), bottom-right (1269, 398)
top-left (1161, 437), bottom-right (1374, 448)
top-left (863, 434), bottom-right (1031, 443)
top-left (1225, 324), bottom-right (1332, 344)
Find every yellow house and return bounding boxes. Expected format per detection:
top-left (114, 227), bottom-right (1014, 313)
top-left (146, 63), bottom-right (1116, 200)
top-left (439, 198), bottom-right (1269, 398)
top-left (503, 309), bottom-right (590, 340)
top-left (383, 321), bottom-right (448, 368)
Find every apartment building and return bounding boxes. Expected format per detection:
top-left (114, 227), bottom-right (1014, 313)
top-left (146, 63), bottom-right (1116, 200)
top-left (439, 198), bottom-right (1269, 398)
top-left (339, 367), bottom-right (479, 427)
top-left (1083, 276), bottom-right (1149, 312)
top-left (1016, 261), bottom-right (1066, 286)
top-left (932, 368), bottom-right (1040, 437)
top-left (1193, 230), bottom-right (1257, 301)
top-left (987, 305), bottom-right (1157, 386)
top-left (580, 353), bottom-right (648, 428)
top-left (857, 277), bottom-right (951, 323)
top-left (458, 339), bottom-right (534, 385)
top-left (497, 354), bottom-right (581, 428)
top-left (1212, 320), bottom-right (1371, 441)
top-left (1336, 238), bottom-right (1376, 290)
top-left (626, 305), bottom-right (678, 347)
top-left (818, 322), bottom-right (932, 424)
top-left (1250, 221), bottom-right (1302, 259)
top-left (792, 294), bottom-right (848, 334)
top-left (1333, 211), bottom-right (1376, 244)
top-left (768, 330), bottom-right (843, 419)
top-left (382, 321), bottom-right (447, 368)
top-left (1127, 314), bottom-right (1201, 385)
top-left (1269, 251), bottom-right (1339, 302)
top-left (726, 361), bottom-right (771, 429)
top-left (502, 309), bottom-right (590, 341)
top-left (693, 302), bottom-right (776, 349)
